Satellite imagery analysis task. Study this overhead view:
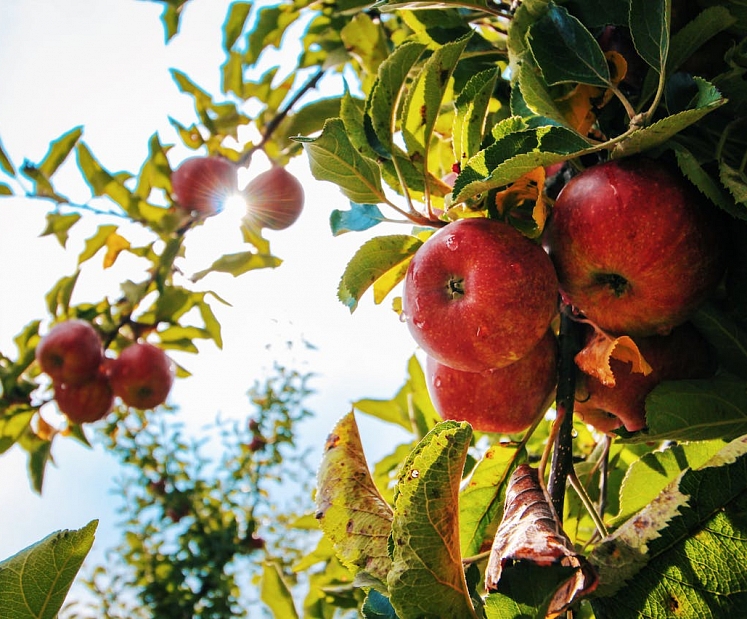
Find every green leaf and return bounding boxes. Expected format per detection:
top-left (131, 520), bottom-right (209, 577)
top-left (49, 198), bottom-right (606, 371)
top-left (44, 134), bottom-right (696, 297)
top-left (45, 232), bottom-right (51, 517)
top-left (0, 406), bottom-right (35, 455)
top-left (330, 203), bottom-right (387, 236)
top-left (222, 1), bottom-right (251, 51)
top-left (245, 5), bottom-right (299, 66)
top-left (611, 439), bottom-right (728, 527)
top-left (667, 6), bottom-right (736, 75)
top-left (296, 118), bottom-right (386, 205)
top-left (362, 589), bottom-right (398, 619)
top-left (195, 292), bottom-right (225, 349)
top-left (157, 1), bottom-right (188, 43)
top-left (134, 134), bottom-right (172, 201)
top-left (639, 378), bottom-right (747, 442)
top-left (75, 143), bottom-right (139, 218)
top-left (36, 126), bottom-right (83, 180)
top-left (484, 563), bottom-right (578, 619)
top-left (590, 435), bottom-right (747, 613)
top-left (260, 561), bottom-right (300, 619)
top-left (388, 421), bottom-right (479, 619)
top-left (453, 68), bottom-right (499, 167)
top-left (611, 78), bottom-right (725, 159)
top-left (720, 159), bottom-right (747, 205)
top-left (527, 4), bottom-right (610, 87)
top-left (340, 13), bottom-right (389, 77)
top-left (0, 520), bottom-right (97, 619)
top-left (337, 234), bottom-right (422, 312)
top-left (39, 212), bottom-right (81, 248)
top-left (44, 271), bottom-right (80, 317)
top-left (629, 0), bottom-right (670, 73)
top-left (354, 354), bottom-right (440, 435)
top-left (78, 224), bottom-right (118, 266)
top-left (0, 183), bottom-right (12, 196)
top-left (0, 136), bottom-right (16, 176)
top-left (315, 412), bottom-right (394, 585)
top-left (366, 41), bottom-right (427, 156)
top-left (402, 33), bottom-right (472, 164)
top-left (459, 443), bottom-right (525, 558)
top-left (190, 251), bottom-right (282, 282)
top-left (692, 304), bottom-right (747, 380)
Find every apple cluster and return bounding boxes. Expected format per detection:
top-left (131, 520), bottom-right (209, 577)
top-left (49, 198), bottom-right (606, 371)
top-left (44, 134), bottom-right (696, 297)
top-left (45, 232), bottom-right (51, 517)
top-left (404, 156), bottom-right (725, 435)
top-left (171, 156), bottom-right (305, 230)
top-left (36, 319), bottom-right (175, 424)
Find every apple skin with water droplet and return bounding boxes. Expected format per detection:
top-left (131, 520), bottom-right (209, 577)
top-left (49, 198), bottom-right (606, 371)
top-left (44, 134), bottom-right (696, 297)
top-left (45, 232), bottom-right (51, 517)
top-left (108, 342), bottom-right (175, 410)
top-left (402, 218), bottom-right (558, 373)
top-left (36, 319), bottom-right (104, 387)
top-left (171, 156), bottom-right (238, 218)
top-left (544, 158), bottom-right (725, 337)
top-left (425, 330), bottom-right (558, 434)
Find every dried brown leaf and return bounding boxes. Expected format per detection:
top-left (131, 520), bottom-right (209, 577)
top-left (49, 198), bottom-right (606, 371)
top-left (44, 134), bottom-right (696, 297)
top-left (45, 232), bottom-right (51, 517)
top-left (575, 327), bottom-right (652, 387)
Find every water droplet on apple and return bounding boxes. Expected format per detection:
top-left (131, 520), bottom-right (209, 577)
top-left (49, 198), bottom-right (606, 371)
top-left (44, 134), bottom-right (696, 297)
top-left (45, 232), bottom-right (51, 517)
top-left (445, 234), bottom-right (459, 251)
top-left (433, 377), bottom-right (442, 388)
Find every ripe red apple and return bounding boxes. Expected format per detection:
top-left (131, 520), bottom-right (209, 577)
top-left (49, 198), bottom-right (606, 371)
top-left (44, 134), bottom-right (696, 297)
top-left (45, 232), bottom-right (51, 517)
top-left (108, 342), bottom-right (174, 409)
top-left (36, 319), bottom-right (103, 387)
top-left (402, 218), bottom-right (559, 372)
top-left (574, 322), bottom-right (717, 433)
top-left (544, 158), bottom-right (725, 337)
top-left (243, 166), bottom-right (304, 230)
top-left (426, 330), bottom-right (558, 434)
top-left (55, 368), bottom-right (115, 424)
top-left (171, 155), bottom-right (238, 218)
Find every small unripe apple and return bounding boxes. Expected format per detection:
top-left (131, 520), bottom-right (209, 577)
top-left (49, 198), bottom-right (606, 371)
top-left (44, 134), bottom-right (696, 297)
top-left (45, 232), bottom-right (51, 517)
top-left (36, 319), bottom-right (103, 387)
top-left (402, 218), bottom-right (559, 372)
top-left (171, 156), bottom-right (238, 218)
top-left (55, 369), bottom-right (115, 424)
top-left (425, 330), bottom-right (558, 434)
top-left (108, 342), bottom-right (174, 409)
top-left (574, 322), bottom-right (717, 433)
top-left (545, 158), bottom-right (725, 337)
top-left (243, 166), bottom-right (304, 230)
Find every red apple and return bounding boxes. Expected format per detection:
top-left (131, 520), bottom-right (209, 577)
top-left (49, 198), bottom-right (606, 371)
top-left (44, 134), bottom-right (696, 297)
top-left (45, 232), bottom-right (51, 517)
top-left (36, 319), bottom-right (103, 387)
top-left (574, 322), bottom-right (717, 433)
top-left (402, 218), bottom-right (559, 372)
top-left (55, 369), bottom-right (115, 424)
top-left (171, 156), bottom-right (238, 218)
top-left (426, 330), bottom-right (558, 434)
top-left (544, 158), bottom-right (725, 337)
top-left (108, 342), bottom-right (174, 409)
top-left (243, 166), bottom-right (304, 230)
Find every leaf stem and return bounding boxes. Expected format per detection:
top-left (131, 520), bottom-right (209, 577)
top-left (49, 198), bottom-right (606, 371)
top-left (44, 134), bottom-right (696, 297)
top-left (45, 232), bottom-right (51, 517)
top-left (568, 470), bottom-right (609, 539)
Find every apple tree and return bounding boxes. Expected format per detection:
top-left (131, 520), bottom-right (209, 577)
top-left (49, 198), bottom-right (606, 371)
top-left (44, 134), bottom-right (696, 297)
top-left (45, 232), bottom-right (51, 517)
top-left (2, 0), bottom-right (747, 617)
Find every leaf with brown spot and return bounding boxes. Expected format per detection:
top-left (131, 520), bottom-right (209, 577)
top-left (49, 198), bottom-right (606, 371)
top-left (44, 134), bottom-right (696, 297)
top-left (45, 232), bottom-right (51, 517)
top-left (315, 412), bottom-right (393, 587)
top-left (485, 464), bottom-right (598, 617)
top-left (575, 327), bottom-right (652, 387)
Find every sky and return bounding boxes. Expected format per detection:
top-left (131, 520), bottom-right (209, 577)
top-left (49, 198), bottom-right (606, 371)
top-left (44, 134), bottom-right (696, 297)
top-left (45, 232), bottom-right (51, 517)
top-left (0, 0), bottom-right (416, 594)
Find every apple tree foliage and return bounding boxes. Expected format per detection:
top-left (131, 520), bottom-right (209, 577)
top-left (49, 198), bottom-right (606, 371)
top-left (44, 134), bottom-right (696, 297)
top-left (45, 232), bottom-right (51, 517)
top-left (3, 0), bottom-right (747, 617)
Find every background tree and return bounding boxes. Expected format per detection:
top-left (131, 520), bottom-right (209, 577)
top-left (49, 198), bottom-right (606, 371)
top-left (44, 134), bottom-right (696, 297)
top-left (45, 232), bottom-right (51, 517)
top-left (2, 0), bottom-right (747, 618)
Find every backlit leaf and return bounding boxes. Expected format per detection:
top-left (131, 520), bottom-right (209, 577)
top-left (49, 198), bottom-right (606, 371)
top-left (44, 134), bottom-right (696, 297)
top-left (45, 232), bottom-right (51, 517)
top-left (453, 68), bottom-right (499, 168)
top-left (103, 232), bottom-right (130, 269)
top-left (315, 412), bottom-right (393, 585)
top-left (337, 234), bottom-right (421, 312)
top-left (38, 126), bottom-right (83, 179)
top-left (190, 251), bottom-right (282, 282)
top-left (44, 271), bottom-right (80, 317)
top-left (260, 561), bottom-right (300, 619)
top-left (222, 1), bottom-right (251, 52)
top-left (0, 137), bottom-right (15, 176)
top-left (40, 212), bottom-right (81, 248)
top-left (0, 520), bottom-right (97, 619)
top-left (388, 421), bottom-right (479, 619)
top-left (78, 225), bottom-right (118, 266)
top-left (0, 406), bottom-right (35, 455)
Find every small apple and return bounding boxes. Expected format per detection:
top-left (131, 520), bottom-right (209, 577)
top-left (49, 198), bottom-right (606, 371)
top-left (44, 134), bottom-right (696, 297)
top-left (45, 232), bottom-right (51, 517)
top-left (108, 342), bottom-right (174, 409)
top-left (55, 369), bottom-right (114, 424)
top-left (402, 218), bottom-right (559, 372)
top-left (36, 319), bottom-right (103, 387)
top-left (171, 155), bottom-right (238, 218)
top-left (544, 158), bottom-right (725, 337)
top-left (574, 322), bottom-right (717, 433)
top-left (426, 330), bottom-right (558, 434)
top-left (243, 166), bottom-right (304, 230)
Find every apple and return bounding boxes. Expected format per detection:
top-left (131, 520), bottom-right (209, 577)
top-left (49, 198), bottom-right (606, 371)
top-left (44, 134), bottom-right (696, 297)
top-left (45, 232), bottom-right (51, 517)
top-left (108, 342), bottom-right (174, 409)
top-left (402, 217), bottom-right (559, 372)
top-left (544, 158), bottom-right (725, 337)
top-left (54, 368), bottom-right (115, 424)
top-left (36, 319), bottom-right (103, 387)
top-left (425, 330), bottom-right (558, 434)
top-left (243, 166), bottom-right (304, 230)
top-left (574, 322), bottom-right (717, 433)
top-left (171, 155), bottom-right (238, 218)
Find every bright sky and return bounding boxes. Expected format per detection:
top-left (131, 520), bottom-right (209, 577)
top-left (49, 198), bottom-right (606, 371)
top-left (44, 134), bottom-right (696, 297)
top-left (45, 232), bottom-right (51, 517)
top-left (0, 0), bottom-right (415, 590)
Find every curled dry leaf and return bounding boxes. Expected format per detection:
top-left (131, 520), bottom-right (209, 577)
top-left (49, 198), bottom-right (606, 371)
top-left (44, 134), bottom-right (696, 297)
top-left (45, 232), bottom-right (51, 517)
top-left (485, 464), bottom-right (598, 617)
top-left (494, 167), bottom-right (549, 233)
top-left (575, 325), bottom-right (652, 387)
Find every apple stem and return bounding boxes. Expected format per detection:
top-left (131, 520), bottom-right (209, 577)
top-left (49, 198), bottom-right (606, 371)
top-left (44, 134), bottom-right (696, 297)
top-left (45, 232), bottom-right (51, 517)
top-left (547, 307), bottom-right (583, 521)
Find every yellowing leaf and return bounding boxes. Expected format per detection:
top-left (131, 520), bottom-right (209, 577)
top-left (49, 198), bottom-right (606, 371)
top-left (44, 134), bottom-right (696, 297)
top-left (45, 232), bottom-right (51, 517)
top-left (103, 232), bottom-right (130, 269)
top-left (575, 327), bottom-right (652, 387)
top-left (315, 412), bottom-right (393, 585)
top-left (494, 167), bottom-right (549, 233)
